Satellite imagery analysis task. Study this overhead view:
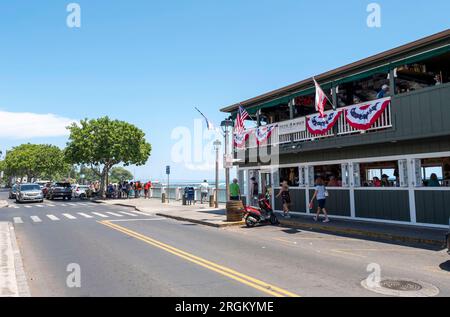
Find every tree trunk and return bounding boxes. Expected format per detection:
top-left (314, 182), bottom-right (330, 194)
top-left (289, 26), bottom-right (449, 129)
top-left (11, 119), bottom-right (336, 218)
top-left (100, 167), bottom-right (108, 199)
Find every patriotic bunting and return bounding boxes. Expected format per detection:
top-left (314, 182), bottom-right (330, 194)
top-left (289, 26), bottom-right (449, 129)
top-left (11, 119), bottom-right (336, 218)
top-left (306, 110), bottom-right (342, 135)
top-left (345, 98), bottom-right (390, 130)
top-left (233, 131), bottom-right (250, 148)
top-left (255, 125), bottom-right (277, 145)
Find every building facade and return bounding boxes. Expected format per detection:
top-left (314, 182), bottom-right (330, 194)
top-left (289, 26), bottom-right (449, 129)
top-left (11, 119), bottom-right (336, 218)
top-left (221, 30), bottom-right (450, 228)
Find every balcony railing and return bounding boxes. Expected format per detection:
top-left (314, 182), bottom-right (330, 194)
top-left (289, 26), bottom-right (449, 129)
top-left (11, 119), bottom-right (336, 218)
top-left (235, 99), bottom-right (392, 150)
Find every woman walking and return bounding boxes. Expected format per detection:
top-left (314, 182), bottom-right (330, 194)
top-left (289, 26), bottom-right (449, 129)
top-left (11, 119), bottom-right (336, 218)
top-left (310, 177), bottom-right (330, 223)
top-left (276, 181), bottom-right (291, 219)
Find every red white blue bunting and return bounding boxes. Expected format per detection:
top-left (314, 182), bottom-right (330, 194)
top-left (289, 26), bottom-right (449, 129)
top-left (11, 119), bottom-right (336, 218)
top-left (345, 98), bottom-right (391, 130)
top-left (255, 125), bottom-right (277, 145)
top-left (306, 111), bottom-right (341, 135)
top-left (233, 131), bottom-right (250, 148)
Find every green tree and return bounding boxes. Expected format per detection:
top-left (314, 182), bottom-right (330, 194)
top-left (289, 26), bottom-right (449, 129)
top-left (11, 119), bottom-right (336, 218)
top-left (2, 144), bottom-right (67, 182)
top-left (109, 167), bottom-right (134, 184)
top-left (65, 117), bottom-right (151, 197)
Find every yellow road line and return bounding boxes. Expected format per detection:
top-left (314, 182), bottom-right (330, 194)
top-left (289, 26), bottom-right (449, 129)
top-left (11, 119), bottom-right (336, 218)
top-left (99, 220), bottom-right (300, 297)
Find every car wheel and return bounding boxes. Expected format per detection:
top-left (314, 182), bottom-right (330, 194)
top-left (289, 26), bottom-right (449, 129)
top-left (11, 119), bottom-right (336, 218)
top-left (68, 197), bottom-right (72, 201)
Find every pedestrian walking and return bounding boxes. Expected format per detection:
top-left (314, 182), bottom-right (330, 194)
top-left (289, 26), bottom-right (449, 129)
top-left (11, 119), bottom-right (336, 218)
top-left (276, 181), bottom-right (291, 218)
top-left (310, 177), bottom-right (330, 223)
top-left (200, 180), bottom-right (209, 204)
top-left (250, 177), bottom-right (259, 206)
top-left (229, 178), bottom-right (240, 201)
top-left (144, 181), bottom-right (151, 199)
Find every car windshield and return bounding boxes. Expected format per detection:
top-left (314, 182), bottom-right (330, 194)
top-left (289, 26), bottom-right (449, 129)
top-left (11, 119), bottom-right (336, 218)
top-left (55, 183), bottom-right (71, 188)
top-left (20, 185), bottom-right (41, 191)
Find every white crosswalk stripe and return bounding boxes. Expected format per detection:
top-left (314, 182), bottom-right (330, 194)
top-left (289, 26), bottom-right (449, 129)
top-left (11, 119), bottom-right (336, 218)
top-left (35, 205), bottom-right (44, 208)
top-left (105, 212), bottom-right (123, 217)
top-left (10, 205), bottom-right (19, 209)
top-left (77, 213), bottom-right (93, 218)
top-left (47, 215), bottom-right (60, 221)
top-left (46, 204), bottom-right (56, 207)
top-left (92, 212), bottom-right (109, 218)
top-left (119, 211), bottom-right (138, 217)
top-left (67, 203), bottom-right (77, 206)
top-left (131, 211), bottom-right (151, 216)
top-left (31, 216), bottom-right (42, 223)
top-left (13, 217), bottom-right (23, 224)
top-left (24, 205), bottom-right (33, 209)
top-left (62, 213), bottom-right (77, 220)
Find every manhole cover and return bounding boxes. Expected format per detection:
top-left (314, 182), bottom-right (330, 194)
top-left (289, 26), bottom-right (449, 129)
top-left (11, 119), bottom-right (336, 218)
top-left (379, 280), bottom-right (423, 291)
top-left (361, 278), bottom-right (439, 297)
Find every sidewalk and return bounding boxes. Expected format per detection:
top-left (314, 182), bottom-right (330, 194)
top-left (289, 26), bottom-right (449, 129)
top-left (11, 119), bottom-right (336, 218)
top-left (94, 198), bottom-right (244, 228)
top-left (94, 198), bottom-right (448, 248)
top-left (277, 212), bottom-right (448, 249)
top-left (0, 222), bottom-right (30, 297)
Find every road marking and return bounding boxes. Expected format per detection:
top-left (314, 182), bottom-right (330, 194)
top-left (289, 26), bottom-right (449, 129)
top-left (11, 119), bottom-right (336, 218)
top-left (24, 205), bottom-right (32, 209)
top-left (67, 203), bottom-right (77, 206)
top-left (130, 211), bottom-right (152, 216)
top-left (99, 221), bottom-right (300, 297)
top-left (10, 205), bottom-right (19, 209)
top-left (30, 216), bottom-right (42, 223)
top-left (92, 212), bottom-right (109, 218)
top-left (35, 205), bottom-right (44, 208)
top-left (13, 217), bottom-right (23, 224)
top-left (46, 204), bottom-right (56, 207)
top-left (119, 211), bottom-right (138, 217)
top-left (77, 213), bottom-right (93, 218)
top-left (47, 215), bottom-right (60, 221)
top-left (61, 204), bottom-right (67, 207)
top-left (62, 213), bottom-right (77, 220)
top-left (106, 212), bottom-right (123, 217)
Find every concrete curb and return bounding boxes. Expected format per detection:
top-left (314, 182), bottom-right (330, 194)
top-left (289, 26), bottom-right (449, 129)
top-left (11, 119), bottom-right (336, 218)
top-left (155, 212), bottom-right (245, 228)
top-left (279, 219), bottom-right (446, 248)
top-left (0, 222), bottom-right (31, 297)
top-left (0, 200), bottom-right (9, 208)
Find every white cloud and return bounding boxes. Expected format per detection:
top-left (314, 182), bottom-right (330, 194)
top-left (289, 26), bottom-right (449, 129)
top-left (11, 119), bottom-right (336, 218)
top-left (0, 111), bottom-right (77, 139)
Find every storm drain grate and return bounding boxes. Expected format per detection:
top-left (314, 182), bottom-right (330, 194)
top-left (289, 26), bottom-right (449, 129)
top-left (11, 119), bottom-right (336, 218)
top-left (380, 280), bottom-right (423, 292)
top-left (361, 278), bottom-right (439, 297)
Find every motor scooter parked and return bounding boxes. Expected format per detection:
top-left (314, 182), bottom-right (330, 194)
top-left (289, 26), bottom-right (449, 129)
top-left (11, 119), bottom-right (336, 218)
top-left (244, 196), bottom-right (279, 228)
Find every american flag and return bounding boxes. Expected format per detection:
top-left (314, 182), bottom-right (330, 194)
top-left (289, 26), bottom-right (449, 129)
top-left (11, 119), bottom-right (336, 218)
top-left (313, 77), bottom-right (330, 117)
top-left (235, 106), bottom-right (250, 134)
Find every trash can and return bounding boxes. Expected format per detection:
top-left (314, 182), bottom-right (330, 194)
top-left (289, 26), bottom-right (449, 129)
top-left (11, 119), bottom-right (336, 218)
top-left (209, 194), bottom-right (215, 208)
top-left (162, 193), bottom-right (166, 203)
top-left (182, 188), bottom-right (188, 206)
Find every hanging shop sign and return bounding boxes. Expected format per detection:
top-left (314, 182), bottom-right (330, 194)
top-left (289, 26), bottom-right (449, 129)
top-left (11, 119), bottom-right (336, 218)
top-left (345, 97), bottom-right (391, 130)
top-left (278, 117), bottom-right (306, 135)
top-left (306, 110), bottom-right (341, 135)
top-left (255, 125), bottom-right (277, 145)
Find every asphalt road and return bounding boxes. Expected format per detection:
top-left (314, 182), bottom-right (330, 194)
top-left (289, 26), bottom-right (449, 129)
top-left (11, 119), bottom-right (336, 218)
top-left (1, 190), bottom-right (449, 297)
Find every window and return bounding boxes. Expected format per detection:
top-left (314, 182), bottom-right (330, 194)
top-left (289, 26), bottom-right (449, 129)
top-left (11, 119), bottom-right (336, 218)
top-left (420, 157), bottom-right (450, 187)
top-left (313, 164), bottom-right (342, 187)
top-left (360, 161), bottom-right (399, 187)
top-left (396, 52), bottom-right (450, 94)
top-left (279, 167), bottom-right (299, 187)
top-left (337, 72), bottom-right (389, 107)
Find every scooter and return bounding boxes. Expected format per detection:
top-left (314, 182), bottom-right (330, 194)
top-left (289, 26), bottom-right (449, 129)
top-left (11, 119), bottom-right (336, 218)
top-left (244, 196), bottom-right (279, 228)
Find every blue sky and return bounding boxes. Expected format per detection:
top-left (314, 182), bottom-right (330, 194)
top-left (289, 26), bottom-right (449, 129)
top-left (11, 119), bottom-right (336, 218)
top-left (0, 0), bottom-right (449, 181)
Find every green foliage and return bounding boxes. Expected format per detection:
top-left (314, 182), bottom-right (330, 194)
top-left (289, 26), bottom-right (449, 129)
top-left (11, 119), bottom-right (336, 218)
top-left (2, 144), bottom-right (67, 181)
top-left (109, 167), bottom-right (134, 184)
top-left (65, 117), bottom-right (151, 195)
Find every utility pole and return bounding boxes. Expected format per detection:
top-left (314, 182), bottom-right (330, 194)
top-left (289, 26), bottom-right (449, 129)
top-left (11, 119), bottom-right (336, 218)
top-left (213, 140), bottom-right (221, 208)
top-left (221, 119), bottom-right (234, 201)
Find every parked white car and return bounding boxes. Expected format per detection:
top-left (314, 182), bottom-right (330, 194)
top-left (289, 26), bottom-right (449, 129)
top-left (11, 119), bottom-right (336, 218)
top-left (72, 184), bottom-right (90, 198)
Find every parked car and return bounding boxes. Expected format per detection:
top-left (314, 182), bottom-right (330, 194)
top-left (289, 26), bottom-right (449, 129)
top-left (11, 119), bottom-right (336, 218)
top-left (15, 183), bottom-right (44, 203)
top-left (8, 184), bottom-right (18, 199)
top-left (46, 182), bottom-right (73, 200)
top-left (72, 184), bottom-right (90, 199)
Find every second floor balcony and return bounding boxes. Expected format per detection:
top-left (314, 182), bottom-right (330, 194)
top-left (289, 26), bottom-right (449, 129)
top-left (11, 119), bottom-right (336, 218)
top-left (234, 82), bottom-right (450, 154)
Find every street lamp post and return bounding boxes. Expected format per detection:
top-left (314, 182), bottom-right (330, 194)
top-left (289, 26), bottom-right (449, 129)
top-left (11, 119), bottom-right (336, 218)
top-left (213, 139), bottom-right (222, 208)
top-left (221, 119), bottom-right (234, 201)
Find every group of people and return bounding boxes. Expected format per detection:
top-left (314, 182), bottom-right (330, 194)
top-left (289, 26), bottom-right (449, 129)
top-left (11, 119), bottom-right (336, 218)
top-left (106, 181), bottom-right (153, 199)
top-left (228, 176), bottom-right (330, 223)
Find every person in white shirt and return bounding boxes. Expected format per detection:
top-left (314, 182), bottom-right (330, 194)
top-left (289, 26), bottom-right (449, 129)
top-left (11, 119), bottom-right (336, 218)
top-left (200, 180), bottom-right (209, 204)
